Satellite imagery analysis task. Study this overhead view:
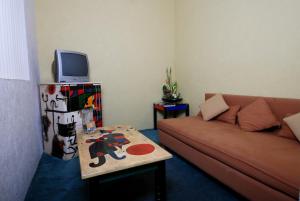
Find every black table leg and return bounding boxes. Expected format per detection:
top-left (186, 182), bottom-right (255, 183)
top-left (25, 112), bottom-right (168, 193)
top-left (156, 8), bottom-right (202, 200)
top-left (186, 104), bottom-right (190, 116)
top-left (155, 161), bottom-right (166, 201)
top-left (172, 111), bottom-right (177, 118)
top-left (163, 110), bottom-right (168, 119)
top-left (89, 177), bottom-right (98, 201)
top-left (154, 105), bottom-right (158, 130)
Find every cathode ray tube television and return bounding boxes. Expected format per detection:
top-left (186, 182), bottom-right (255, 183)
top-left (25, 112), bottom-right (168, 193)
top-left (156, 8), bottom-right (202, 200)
top-left (54, 49), bottom-right (89, 83)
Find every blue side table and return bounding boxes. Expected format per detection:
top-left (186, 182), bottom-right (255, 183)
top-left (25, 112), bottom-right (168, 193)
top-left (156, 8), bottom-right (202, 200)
top-left (153, 103), bottom-right (189, 129)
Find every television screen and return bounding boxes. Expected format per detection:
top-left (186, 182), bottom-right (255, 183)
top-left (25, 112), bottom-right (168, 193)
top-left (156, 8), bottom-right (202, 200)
top-left (61, 53), bottom-right (88, 76)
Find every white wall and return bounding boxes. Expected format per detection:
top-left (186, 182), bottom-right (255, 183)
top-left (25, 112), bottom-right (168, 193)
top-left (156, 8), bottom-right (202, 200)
top-left (35, 0), bottom-right (175, 129)
top-left (175, 0), bottom-right (300, 115)
top-left (36, 0), bottom-right (300, 122)
top-left (0, 0), bottom-right (42, 200)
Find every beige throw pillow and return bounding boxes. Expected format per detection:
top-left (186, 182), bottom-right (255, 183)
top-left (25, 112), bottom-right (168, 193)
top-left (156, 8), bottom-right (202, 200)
top-left (283, 112), bottom-right (300, 142)
top-left (200, 94), bottom-right (229, 121)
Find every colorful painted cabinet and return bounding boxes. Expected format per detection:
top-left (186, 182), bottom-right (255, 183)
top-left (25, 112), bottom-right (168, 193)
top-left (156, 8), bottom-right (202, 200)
top-left (40, 83), bottom-right (102, 160)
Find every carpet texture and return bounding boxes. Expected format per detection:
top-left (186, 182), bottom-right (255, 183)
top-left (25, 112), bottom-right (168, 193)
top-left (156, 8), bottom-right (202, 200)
top-left (25, 130), bottom-right (245, 201)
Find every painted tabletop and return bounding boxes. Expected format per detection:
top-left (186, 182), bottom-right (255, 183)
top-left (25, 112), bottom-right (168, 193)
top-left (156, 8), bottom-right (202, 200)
top-left (77, 125), bottom-right (172, 179)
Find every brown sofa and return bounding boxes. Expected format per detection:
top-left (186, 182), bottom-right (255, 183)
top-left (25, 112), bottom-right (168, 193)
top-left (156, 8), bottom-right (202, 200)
top-left (158, 93), bottom-right (300, 201)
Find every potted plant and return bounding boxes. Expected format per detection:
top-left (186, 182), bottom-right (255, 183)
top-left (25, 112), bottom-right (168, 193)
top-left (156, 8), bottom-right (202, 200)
top-left (162, 67), bottom-right (182, 103)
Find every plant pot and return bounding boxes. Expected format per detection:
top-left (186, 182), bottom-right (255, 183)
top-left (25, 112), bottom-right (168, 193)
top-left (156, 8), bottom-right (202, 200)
top-left (162, 97), bottom-right (183, 103)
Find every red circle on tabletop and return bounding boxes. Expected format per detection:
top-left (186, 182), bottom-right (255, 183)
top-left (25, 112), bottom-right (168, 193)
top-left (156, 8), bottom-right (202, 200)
top-left (126, 144), bottom-right (155, 155)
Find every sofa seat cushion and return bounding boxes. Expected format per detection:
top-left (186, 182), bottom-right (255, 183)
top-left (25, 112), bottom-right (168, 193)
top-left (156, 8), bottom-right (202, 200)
top-left (158, 117), bottom-right (300, 199)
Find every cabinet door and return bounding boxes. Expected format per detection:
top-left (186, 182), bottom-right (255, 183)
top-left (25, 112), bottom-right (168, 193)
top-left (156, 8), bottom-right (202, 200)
top-left (92, 84), bottom-right (102, 127)
top-left (40, 83), bottom-right (103, 160)
top-left (59, 83), bottom-right (102, 126)
top-left (40, 84), bottom-right (68, 112)
top-left (59, 84), bottom-right (82, 112)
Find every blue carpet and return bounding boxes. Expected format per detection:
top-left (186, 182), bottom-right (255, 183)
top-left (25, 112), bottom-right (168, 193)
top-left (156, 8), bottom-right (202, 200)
top-left (25, 130), bottom-right (244, 201)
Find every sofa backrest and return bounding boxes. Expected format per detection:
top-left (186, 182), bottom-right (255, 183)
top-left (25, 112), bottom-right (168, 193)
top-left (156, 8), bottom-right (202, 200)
top-left (205, 93), bottom-right (300, 121)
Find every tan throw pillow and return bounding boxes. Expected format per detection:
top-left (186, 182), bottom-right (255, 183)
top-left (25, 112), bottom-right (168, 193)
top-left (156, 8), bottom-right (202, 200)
top-left (237, 98), bottom-right (280, 131)
top-left (216, 105), bottom-right (241, 125)
top-left (200, 94), bottom-right (229, 121)
top-left (283, 112), bottom-right (300, 141)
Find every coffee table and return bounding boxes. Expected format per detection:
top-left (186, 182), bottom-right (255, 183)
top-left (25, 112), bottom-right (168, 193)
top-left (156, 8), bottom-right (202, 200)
top-left (77, 125), bottom-right (172, 201)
